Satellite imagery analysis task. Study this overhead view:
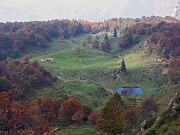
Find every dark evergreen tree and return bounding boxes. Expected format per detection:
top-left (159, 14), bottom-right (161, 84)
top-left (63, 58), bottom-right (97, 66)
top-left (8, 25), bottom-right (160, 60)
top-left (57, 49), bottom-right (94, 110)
top-left (104, 34), bottom-right (108, 41)
top-left (121, 58), bottom-right (127, 73)
top-left (113, 28), bottom-right (117, 37)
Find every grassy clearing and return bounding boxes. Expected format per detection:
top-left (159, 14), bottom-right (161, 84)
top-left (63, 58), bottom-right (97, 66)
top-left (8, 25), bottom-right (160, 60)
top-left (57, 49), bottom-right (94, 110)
top-left (24, 33), bottom-right (180, 133)
top-left (27, 34), bottom-right (169, 109)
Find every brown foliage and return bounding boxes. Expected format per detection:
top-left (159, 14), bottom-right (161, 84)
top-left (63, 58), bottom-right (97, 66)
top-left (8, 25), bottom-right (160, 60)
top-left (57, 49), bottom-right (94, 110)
top-left (88, 111), bottom-right (99, 125)
top-left (139, 97), bottom-right (159, 120)
top-left (72, 109), bottom-right (84, 124)
top-left (150, 22), bottom-right (180, 58)
top-left (37, 98), bottom-right (61, 121)
top-left (60, 97), bottom-right (82, 122)
top-left (125, 107), bottom-right (138, 126)
top-left (0, 17), bottom-right (178, 60)
top-left (101, 40), bottom-right (111, 52)
top-left (0, 60), bottom-right (52, 95)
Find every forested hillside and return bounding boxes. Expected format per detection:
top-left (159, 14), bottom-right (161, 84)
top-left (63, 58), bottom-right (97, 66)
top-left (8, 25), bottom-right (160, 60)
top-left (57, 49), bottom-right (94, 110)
top-left (0, 16), bottom-right (178, 60)
top-left (0, 57), bottom-right (53, 94)
top-left (0, 16), bottom-right (179, 134)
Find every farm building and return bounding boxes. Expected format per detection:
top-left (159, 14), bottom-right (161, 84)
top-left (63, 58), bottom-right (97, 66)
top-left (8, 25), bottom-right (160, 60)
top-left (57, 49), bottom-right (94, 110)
top-left (39, 58), bottom-right (54, 62)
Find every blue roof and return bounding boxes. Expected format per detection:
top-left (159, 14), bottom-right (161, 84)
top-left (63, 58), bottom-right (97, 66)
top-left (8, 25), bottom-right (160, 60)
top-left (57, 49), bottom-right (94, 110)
top-left (117, 87), bottom-right (144, 96)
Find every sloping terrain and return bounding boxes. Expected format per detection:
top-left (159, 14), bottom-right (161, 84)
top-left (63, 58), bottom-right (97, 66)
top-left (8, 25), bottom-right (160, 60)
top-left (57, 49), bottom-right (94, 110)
top-left (25, 34), bottom-right (170, 110)
top-left (143, 92), bottom-right (180, 135)
top-left (0, 18), bottom-right (179, 134)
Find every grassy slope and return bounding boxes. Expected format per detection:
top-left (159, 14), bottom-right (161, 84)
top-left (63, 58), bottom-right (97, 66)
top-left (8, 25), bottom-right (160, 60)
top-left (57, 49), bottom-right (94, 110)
top-left (25, 34), bottom-right (179, 134)
top-left (143, 93), bottom-right (180, 135)
top-left (27, 34), bottom-right (168, 108)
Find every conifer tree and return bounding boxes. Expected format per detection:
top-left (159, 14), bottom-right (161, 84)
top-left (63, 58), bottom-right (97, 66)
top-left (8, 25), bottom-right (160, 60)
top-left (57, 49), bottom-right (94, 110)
top-left (113, 28), bottom-right (117, 37)
top-left (121, 58), bottom-right (127, 73)
top-left (104, 34), bottom-right (108, 41)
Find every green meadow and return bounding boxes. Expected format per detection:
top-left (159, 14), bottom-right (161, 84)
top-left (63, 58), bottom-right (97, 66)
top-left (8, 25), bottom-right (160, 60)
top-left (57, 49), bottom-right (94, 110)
top-left (26, 34), bottom-right (170, 110)
top-left (22, 34), bottom-right (180, 134)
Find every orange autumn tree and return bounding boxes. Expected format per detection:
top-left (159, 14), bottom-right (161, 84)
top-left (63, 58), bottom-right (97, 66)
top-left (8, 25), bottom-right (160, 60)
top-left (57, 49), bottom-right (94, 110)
top-left (72, 109), bottom-right (84, 124)
top-left (60, 97), bottom-right (82, 123)
top-left (88, 111), bottom-right (99, 125)
top-left (36, 98), bottom-right (61, 122)
top-left (0, 91), bottom-right (51, 134)
top-left (97, 92), bottom-right (125, 134)
top-left (8, 103), bottom-right (33, 133)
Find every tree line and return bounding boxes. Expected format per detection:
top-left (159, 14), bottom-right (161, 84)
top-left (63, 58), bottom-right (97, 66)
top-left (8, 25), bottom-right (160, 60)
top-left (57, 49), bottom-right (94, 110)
top-left (0, 89), bottom-right (160, 135)
top-left (0, 16), bottom-right (177, 60)
top-left (0, 57), bottom-right (53, 95)
top-left (0, 91), bottom-right (99, 134)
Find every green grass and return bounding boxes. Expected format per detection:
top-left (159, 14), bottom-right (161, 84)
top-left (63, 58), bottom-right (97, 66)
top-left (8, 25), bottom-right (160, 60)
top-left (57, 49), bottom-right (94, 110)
top-left (58, 125), bottom-right (102, 135)
top-left (27, 34), bottom-right (171, 110)
top-left (24, 34), bottom-right (88, 58)
top-left (23, 33), bottom-right (180, 134)
top-left (143, 92), bottom-right (180, 135)
top-left (151, 84), bottom-right (180, 111)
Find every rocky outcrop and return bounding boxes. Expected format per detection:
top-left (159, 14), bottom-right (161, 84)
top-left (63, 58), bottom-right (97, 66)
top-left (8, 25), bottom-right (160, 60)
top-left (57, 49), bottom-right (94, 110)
top-left (170, 0), bottom-right (180, 19)
top-left (142, 92), bottom-right (180, 135)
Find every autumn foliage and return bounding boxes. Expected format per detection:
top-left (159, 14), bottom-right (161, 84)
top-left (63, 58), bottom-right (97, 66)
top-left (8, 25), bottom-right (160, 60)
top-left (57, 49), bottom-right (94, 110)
top-left (0, 91), bottom-right (51, 135)
top-left (119, 20), bottom-right (180, 60)
top-left (60, 97), bottom-right (83, 123)
top-left (95, 93), bottom-right (160, 134)
top-left (0, 91), bottom-right (95, 134)
top-left (88, 111), bottom-right (99, 125)
top-left (150, 22), bottom-right (180, 58)
top-left (0, 59), bottom-right (52, 94)
top-left (0, 16), bottom-right (177, 60)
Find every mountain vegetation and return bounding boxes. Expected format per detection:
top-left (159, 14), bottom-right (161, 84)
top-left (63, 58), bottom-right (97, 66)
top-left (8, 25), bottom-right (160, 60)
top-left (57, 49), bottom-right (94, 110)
top-left (0, 16), bottom-right (178, 60)
top-left (0, 58), bottom-right (53, 95)
top-left (143, 92), bottom-right (180, 135)
top-left (0, 16), bottom-right (179, 134)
